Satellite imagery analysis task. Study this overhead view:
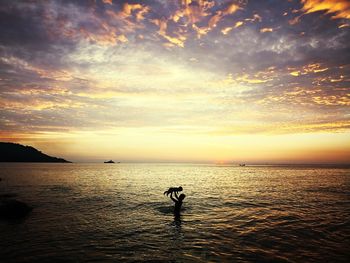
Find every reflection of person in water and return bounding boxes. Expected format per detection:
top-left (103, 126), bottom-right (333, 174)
top-left (170, 191), bottom-right (186, 217)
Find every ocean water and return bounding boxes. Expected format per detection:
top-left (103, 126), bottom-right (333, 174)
top-left (0, 163), bottom-right (349, 262)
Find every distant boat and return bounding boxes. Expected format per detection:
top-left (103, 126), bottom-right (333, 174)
top-left (104, 160), bottom-right (115, 163)
top-left (239, 164), bottom-right (246, 167)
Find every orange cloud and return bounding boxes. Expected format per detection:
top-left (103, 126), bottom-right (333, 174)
top-left (174, 0), bottom-right (215, 24)
top-left (244, 13), bottom-right (262, 23)
top-left (102, 0), bottom-right (113, 5)
top-left (300, 0), bottom-right (350, 19)
top-left (257, 85), bottom-right (350, 109)
top-left (102, 4), bottom-right (150, 42)
top-left (288, 63), bottom-right (329, 76)
top-left (42, 4), bottom-right (133, 46)
top-left (312, 95), bottom-right (350, 106)
top-left (214, 121), bottom-right (350, 135)
top-left (0, 55), bottom-right (75, 81)
top-left (221, 20), bottom-right (243, 34)
top-left (239, 75), bottom-right (270, 84)
top-left (109, 3), bottom-right (151, 23)
top-left (290, 71), bottom-right (300, 76)
top-left (209, 3), bottom-right (240, 28)
top-left (151, 18), bottom-right (186, 47)
top-left (122, 3), bottom-right (143, 17)
top-left (79, 26), bottom-right (125, 46)
top-left (338, 23), bottom-right (349, 28)
top-left (192, 24), bottom-right (210, 38)
top-left (136, 6), bottom-right (150, 21)
top-left (289, 16), bottom-right (301, 25)
top-left (223, 70), bottom-right (275, 85)
top-left (234, 21), bottom-right (244, 28)
top-left (221, 26), bottom-right (233, 35)
top-left (260, 27), bottom-right (273, 33)
top-left (165, 1), bottom-right (244, 40)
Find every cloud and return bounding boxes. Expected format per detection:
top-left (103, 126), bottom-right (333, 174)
top-left (151, 18), bottom-right (187, 47)
top-left (0, 0), bottom-right (349, 139)
top-left (260, 27), bottom-right (273, 33)
top-left (102, 0), bottom-right (113, 5)
top-left (208, 3), bottom-right (240, 28)
top-left (172, 0), bottom-right (215, 24)
top-left (288, 63), bottom-right (329, 76)
top-left (300, 0), bottom-right (350, 20)
top-left (221, 21), bottom-right (244, 35)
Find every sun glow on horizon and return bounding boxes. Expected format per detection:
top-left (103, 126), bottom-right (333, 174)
top-left (3, 129), bottom-right (349, 164)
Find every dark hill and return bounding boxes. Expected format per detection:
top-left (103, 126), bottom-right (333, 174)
top-left (0, 142), bottom-right (71, 163)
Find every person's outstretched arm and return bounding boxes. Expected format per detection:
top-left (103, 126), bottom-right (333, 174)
top-left (170, 192), bottom-right (177, 203)
top-left (174, 191), bottom-right (179, 200)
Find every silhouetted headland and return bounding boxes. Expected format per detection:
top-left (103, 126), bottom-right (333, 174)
top-left (104, 160), bottom-right (115, 163)
top-left (0, 142), bottom-right (71, 163)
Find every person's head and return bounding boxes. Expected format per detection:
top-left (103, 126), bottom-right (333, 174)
top-left (179, 194), bottom-right (186, 201)
top-left (179, 186), bottom-right (183, 191)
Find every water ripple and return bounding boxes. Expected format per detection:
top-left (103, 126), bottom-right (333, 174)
top-left (0, 163), bottom-right (349, 262)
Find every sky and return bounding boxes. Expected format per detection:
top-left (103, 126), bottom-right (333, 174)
top-left (0, 0), bottom-right (349, 163)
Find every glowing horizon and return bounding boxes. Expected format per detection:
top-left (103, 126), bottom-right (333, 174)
top-left (0, 0), bottom-right (349, 163)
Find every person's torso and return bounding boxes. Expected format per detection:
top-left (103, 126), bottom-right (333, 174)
top-left (175, 201), bottom-right (182, 211)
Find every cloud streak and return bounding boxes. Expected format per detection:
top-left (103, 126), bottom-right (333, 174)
top-left (300, 0), bottom-right (350, 20)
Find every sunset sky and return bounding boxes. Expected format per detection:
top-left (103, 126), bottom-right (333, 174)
top-left (0, 0), bottom-right (349, 163)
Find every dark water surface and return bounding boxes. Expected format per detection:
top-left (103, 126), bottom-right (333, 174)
top-left (0, 163), bottom-right (349, 262)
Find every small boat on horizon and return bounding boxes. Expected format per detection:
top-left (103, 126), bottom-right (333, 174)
top-left (104, 160), bottom-right (115, 163)
top-left (239, 164), bottom-right (246, 167)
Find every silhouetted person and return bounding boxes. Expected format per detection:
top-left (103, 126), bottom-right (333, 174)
top-left (170, 191), bottom-right (186, 218)
top-left (164, 186), bottom-right (183, 196)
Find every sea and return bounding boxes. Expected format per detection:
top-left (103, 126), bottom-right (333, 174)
top-left (0, 163), bottom-right (349, 262)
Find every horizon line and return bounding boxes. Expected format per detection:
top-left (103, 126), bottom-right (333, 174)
top-left (2, 161), bottom-right (350, 167)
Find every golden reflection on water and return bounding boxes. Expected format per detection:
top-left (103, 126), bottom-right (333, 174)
top-left (0, 163), bottom-right (349, 262)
